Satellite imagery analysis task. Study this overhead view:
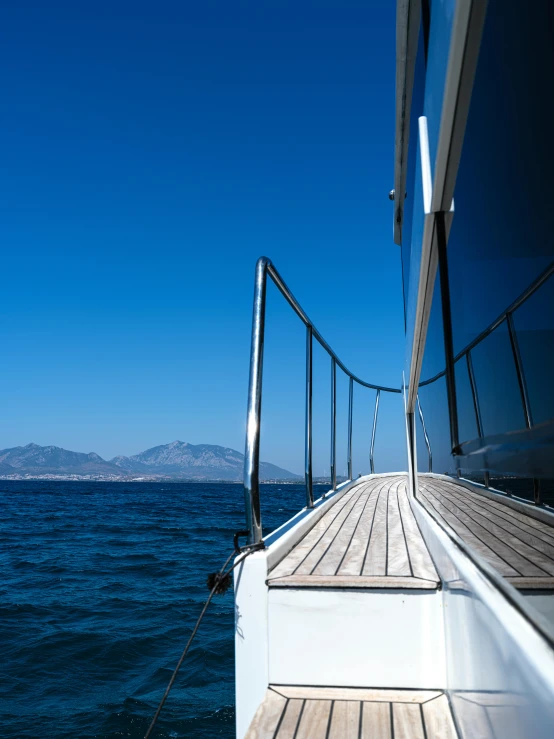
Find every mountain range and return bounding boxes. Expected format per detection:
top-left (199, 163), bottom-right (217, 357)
top-left (0, 441), bottom-right (299, 481)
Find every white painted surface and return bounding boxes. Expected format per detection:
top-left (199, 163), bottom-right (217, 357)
top-left (419, 116), bottom-right (433, 214)
top-left (268, 588), bottom-right (445, 689)
top-left (410, 494), bottom-right (554, 738)
top-left (234, 476), bottom-right (405, 737)
top-left (234, 551), bottom-right (269, 739)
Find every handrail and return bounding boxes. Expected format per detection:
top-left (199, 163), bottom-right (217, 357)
top-left (416, 395), bottom-right (432, 473)
top-left (265, 259), bottom-right (401, 393)
top-left (243, 257), bottom-right (401, 544)
top-left (369, 390), bottom-right (380, 474)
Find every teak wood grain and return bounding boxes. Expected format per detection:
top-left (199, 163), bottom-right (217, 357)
top-left (245, 687), bottom-right (456, 739)
top-left (418, 477), bottom-right (554, 589)
top-left (268, 476), bottom-right (439, 590)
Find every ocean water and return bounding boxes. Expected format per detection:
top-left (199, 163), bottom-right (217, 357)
top-left (0, 480), bottom-right (326, 738)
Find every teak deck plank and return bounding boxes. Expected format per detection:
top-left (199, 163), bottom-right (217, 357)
top-left (360, 702), bottom-right (391, 739)
top-left (294, 699), bottom-right (332, 739)
top-left (267, 476), bottom-right (439, 590)
top-left (337, 479), bottom-right (385, 575)
top-left (268, 474), bottom-right (554, 592)
top-left (428, 482), bottom-right (554, 566)
top-left (421, 694), bottom-right (458, 739)
top-left (418, 476), bottom-right (554, 587)
top-left (393, 702), bottom-right (425, 739)
top-left (245, 689), bottom-right (287, 738)
top-left (397, 482), bottom-right (437, 581)
top-left (424, 481), bottom-right (554, 575)
top-left (268, 574), bottom-right (438, 589)
top-left (294, 484), bottom-right (371, 576)
top-left (272, 686), bottom-right (442, 703)
top-left (327, 700), bottom-right (360, 739)
top-left (386, 480), bottom-right (412, 576)
top-left (417, 486), bottom-right (519, 576)
top-left (274, 699), bottom-right (303, 738)
top-left (432, 478), bottom-right (554, 542)
top-left (362, 485), bottom-right (389, 576)
top-left (247, 687), bottom-right (455, 739)
top-left (313, 484), bottom-right (374, 576)
top-left (269, 486), bottom-right (362, 579)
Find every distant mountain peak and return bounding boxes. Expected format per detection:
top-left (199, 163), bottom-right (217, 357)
top-left (0, 441), bottom-right (299, 481)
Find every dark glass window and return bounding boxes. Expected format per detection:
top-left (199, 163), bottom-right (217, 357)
top-left (512, 273), bottom-right (554, 427)
top-left (468, 322), bottom-right (526, 437)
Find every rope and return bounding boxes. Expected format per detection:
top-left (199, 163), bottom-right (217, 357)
top-left (144, 542), bottom-right (262, 739)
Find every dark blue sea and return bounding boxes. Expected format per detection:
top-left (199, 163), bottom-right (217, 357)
top-left (0, 480), bottom-right (326, 738)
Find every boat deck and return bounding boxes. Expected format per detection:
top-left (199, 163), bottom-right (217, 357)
top-left (245, 686), bottom-right (457, 739)
top-left (418, 476), bottom-right (554, 590)
top-left (268, 476), bottom-right (439, 589)
top-left (268, 474), bottom-right (554, 592)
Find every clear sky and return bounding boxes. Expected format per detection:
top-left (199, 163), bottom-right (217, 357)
top-left (1, 1), bottom-right (406, 475)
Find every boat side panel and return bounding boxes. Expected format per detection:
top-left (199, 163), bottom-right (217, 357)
top-left (267, 588), bottom-right (445, 689)
top-left (411, 496), bottom-right (554, 738)
top-left (234, 551), bottom-right (269, 739)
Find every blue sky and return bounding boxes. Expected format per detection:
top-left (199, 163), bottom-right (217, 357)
top-left (1, 1), bottom-right (405, 475)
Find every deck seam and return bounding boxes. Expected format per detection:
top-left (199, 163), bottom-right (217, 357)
top-left (333, 478), bottom-right (377, 575)
top-left (401, 479), bottom-right (440, 582)
top-left (397, 480), bottom-right (414, 577)
top-left (271, 697), bottom-right (289, 739)
top-left (420, 703), bottom-right (429, 739)
top-left (360, 479), bottom-right (392, 576)
top-left (287, 481), bottom-right (369, 577)
top-left (291, 699), bottom-right (305, 739)
top-left (434, 484), bottom-right (554, 560)
top-left (424, 481), bottom-right (553, 576)
top-left (432, 478), bottom-right (554, 537)
top-left (335, 476), bottom-right (393, 576)
top-left (324, 701), bottom-right (334, 739)
top-left (305, 482), bottom-right (378, 576)
top-left (417, 485), bottom-right (520, 576)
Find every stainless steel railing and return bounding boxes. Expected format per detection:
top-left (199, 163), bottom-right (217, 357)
top-left (243, 257), bottom-right (401, 544)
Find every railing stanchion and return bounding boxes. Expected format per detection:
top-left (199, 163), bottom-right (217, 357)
top-left (466, 351), bottom-right (489, 488)
top-left (243, 257), bottom-right (402, 536)
top-left (370, 389), bottom-right (380, 475)
top-left (331, 358), bottom-right (337, 491)
top-left (416, 395), bottom-right (432, 473)
top-left (506, 312), bottom-right (540, 504)
top-left (243, 258), bottom-right (268, 544)
top-left (347, 377), bottom-right (354, 481)
top-left (305, 326), bottom-right (314, 508)
top-left (507, 313), bottom-right (533, 429)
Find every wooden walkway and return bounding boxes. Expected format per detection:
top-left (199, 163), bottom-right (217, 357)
top-left (245, 686), bottom-right (457, 739)
top-left (268, 476), bottom-right (439, 589)
top-left (418, 476), bottom-right (554, 590)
